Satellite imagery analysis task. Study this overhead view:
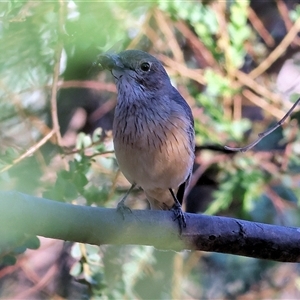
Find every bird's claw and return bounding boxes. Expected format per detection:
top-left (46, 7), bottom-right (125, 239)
top-left (117, 200), bottom-right (132, 219)
top-left (171, 203), bottom-right (186, 234)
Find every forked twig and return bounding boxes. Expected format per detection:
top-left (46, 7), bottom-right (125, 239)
top-left (225, 97), bottom-right (300, 152)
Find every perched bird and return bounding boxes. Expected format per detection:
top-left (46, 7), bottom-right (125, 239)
top-left (97, 50), bottom-right (195, 231)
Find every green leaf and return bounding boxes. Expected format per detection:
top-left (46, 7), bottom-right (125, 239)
top-left (70, 261), bottom-right (82, 277)
top-left (2, 254), bottom-right (17, 266)
top-left (71, 243), bottom-right (82, 260)
top-left (24, 235), bottom-right (40, 250)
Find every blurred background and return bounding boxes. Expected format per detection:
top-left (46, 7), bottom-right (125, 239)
top-left (1, 0), bottom-right (300, 298)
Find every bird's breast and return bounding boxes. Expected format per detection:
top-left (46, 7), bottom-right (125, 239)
top-left (113, 107), bottom-right (194, 190)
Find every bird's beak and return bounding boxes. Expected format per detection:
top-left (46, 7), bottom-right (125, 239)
top-left (97, 53), bottom-right (124, 71)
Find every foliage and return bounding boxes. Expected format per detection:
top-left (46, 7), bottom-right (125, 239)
top-left (1, 0), bottom-right (300, 298)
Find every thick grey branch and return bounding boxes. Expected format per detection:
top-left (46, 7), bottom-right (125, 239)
top-left (0, 191), bottom-right (300, 262)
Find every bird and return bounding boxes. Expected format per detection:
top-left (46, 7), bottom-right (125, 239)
top-left (97, 50), bottom-right (195, 231)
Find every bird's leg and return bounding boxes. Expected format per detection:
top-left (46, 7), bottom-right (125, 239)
top-left (169, 189), bottom-right (187, 234)
top-left (117, 183), bottom-right (136, 218)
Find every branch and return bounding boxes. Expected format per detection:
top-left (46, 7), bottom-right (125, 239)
top-left (50, 0), bottom-right (64, 148)
top-left (1, 191), bottom-right (300, 262)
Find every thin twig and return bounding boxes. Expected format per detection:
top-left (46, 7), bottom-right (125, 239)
top-left (249, 17), bottom-right (300, 79)
top-left (162, 54), bottom-right (286, 120)
top-left (154, 8), bottom-right (184, 64)
top-left (2, 80), bottom-right (116, 99)
top-left (8, 1), bottom-right (39, 22)
top-left (225, 97), bottom-right (300, 152)
top-left (0, 80), bottom-right (48, 169)
top-left (50, 46), bottom-right (63, 147)
top-left (162, 54), bottom-right (287, 120)
top-left (63, 147), bottom-right (114, 157)
top-left (233, 94), bottom-right (242, 121)
top-left (276, 0), bottom-right (293, 31)
top-left (266, 185), bottom-right (296, 214)
top-left (106, 169), bottom-right (121, 204)
top-left (183, 251), bottom-right (204, 277)
top-left (276, 0), bottom-right (300, 46)
top-left (242, 89), bottom-right (285, 119)
top-left (89, 150), bottom-right (115, 158)
top-left (131, 9), bottom-right (162, 51)
top-left (159, 54), bottom-right (205, 85)
top-left (248, 6), bottom-right (275, 47)
top-left (235, 69), bottom-right (284, 107)
top-left (0, 130), bottom-right (55, 173)
top-left (175, 20), bottom-right (218, 68)
top-left (214, 1), bottom-right (233, 119)
top-left (281, 118), bottom-right (298, 171)
top-left (50, 0), bottom-right (65, 148)
top-left (27, 115), bottom-right (57, 144)
top-left (14, 264), bottom-right (58, 299)
top-left (127, 9), bottom-right (153, 50)
top-left (59, 80), bottom-right (117, 93)
top-left (186, 154), bottom-right (227, 200)
top-left (253, 151), bottom-right (280, 175)
top-left (172, 253), bottom-right (183, 299)
top-left (89, 98), bottom-right (116, 123)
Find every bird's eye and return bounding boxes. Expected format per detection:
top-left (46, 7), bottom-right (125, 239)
top-left (140, 62), bottom-right (151, 72)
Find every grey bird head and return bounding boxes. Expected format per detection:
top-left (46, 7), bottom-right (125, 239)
top-left (97, 49), bottom-right (194, 128)
top-left (97, 50), bottom-right (172, 95)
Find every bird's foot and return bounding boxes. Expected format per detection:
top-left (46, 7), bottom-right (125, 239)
top-left (117, 198), bottom-right (132, 219)
top-left (116, 184), bottom-right (136, 219)
top-left (171, 203), bottom-right (186, 234)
